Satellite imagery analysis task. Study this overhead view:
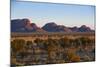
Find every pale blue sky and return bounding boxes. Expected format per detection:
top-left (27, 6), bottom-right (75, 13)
top-left (11, 0), bottom-right (95, 29)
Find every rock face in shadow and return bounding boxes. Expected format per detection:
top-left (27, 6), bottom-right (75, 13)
top-left (42, 22), bottom-right (72, 32)
top-left (78, 25), bottom-right (93, 32)
top-left (69, 25), bottom-right (94, 32)
top-left (11, 19), bottom-right (46, 32)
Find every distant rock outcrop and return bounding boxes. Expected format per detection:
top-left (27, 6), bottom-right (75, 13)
top-left (11, 19), bottom-right (45, 32)
top-left (42, 22), bottom-right (72, 32)
top-left (69, 25), bottom-right (93, 32)
top-left (11, 18), bottom-right (94, 33)
top-left (78, 25), bottom-right (92, 32)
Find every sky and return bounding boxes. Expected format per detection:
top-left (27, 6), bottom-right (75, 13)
top-left (11, 0), bottom-right (95, 29)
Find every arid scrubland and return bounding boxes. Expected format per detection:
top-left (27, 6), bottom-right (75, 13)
top-left (11, 32), bottom-right (95, 66)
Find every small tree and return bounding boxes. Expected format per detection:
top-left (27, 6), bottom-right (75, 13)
top-left (11, 39), bottom-right (25, 52)
top-left (26, 41), bottom-right (33, 45)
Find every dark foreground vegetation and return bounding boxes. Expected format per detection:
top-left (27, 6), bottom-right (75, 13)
top-left (11, 36), bottom-right (95, 66)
